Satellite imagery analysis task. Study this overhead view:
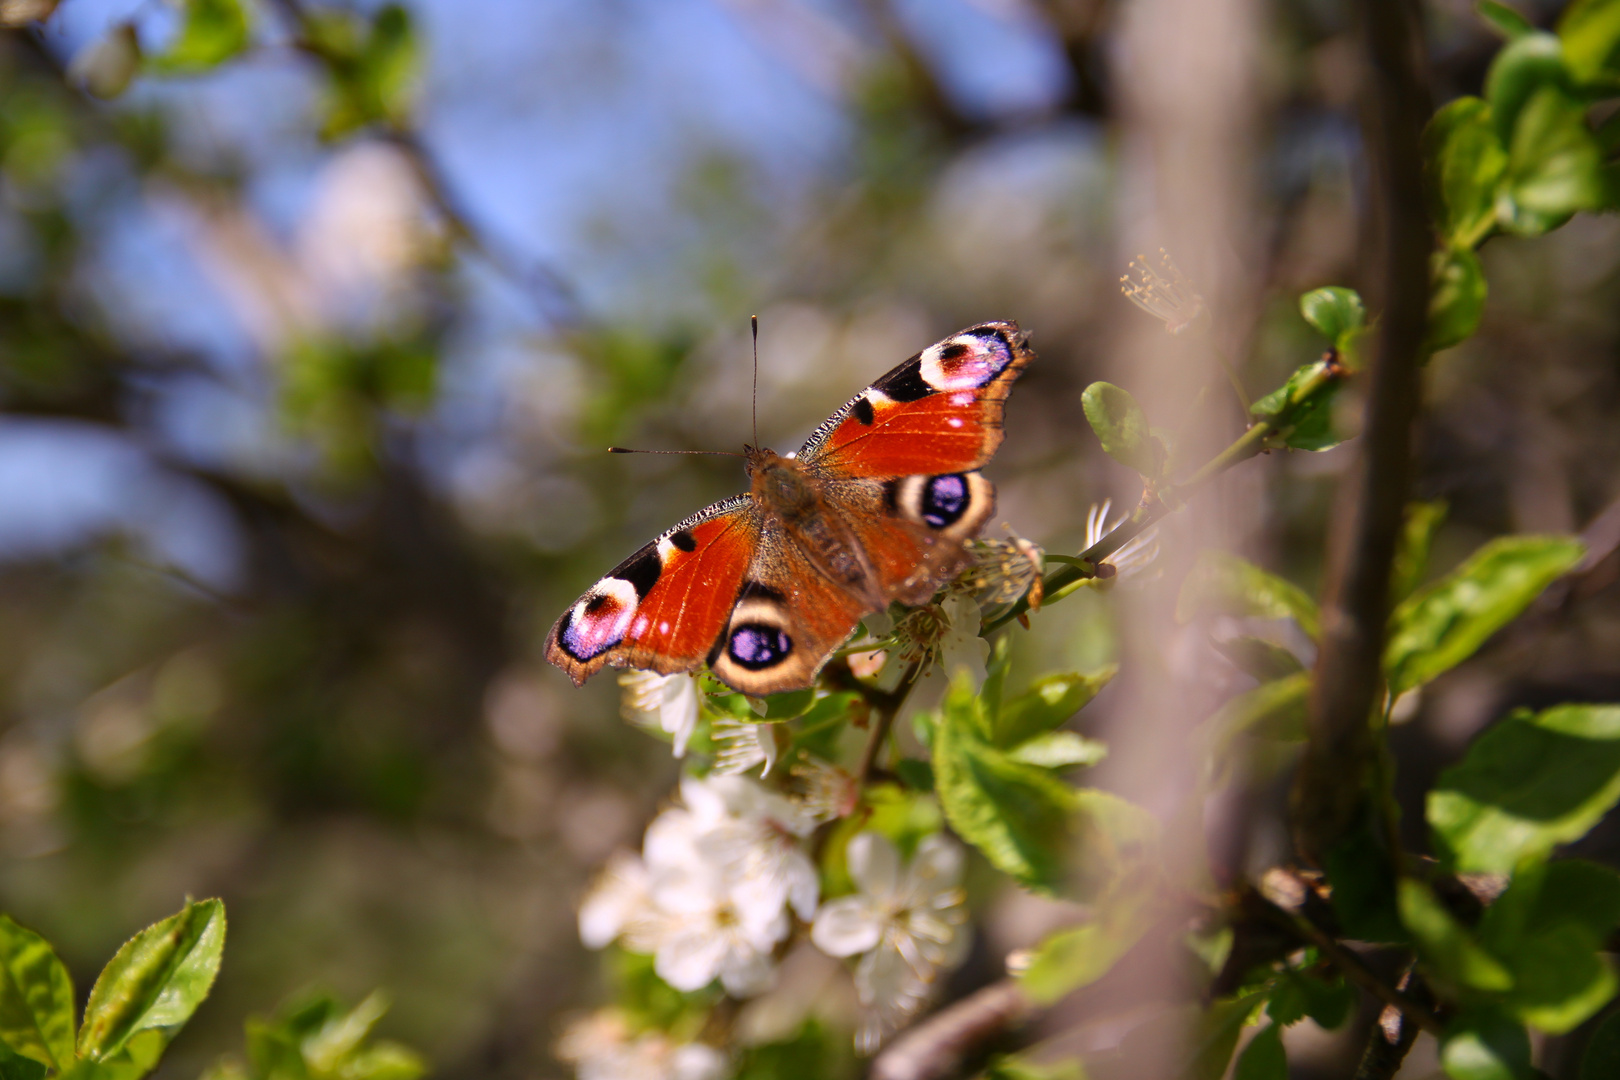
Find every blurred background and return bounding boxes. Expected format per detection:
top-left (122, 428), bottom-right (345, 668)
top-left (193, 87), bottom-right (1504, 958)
top-left (2, 1), bottom-right (1618, 1077)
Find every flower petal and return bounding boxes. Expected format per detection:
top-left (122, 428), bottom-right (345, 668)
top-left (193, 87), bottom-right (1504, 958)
top-left (847, 831), bottom-right (901, 899)
top-left (811, 896), bottom-right (883, 957)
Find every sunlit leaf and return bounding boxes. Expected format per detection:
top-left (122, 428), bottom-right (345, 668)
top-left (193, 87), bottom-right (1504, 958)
top-left (1208, 672), bottom-right (1311, 746)
top-left (1485, 33), bottom-right (1573, 144)
top-left (1427, 248), bottom-right (1488, 353)
top-left (77, 899), bottom-right (225, 1062)
top-left (1400, 880), bottom-right (1513, 992)
top-left (1006, 731), bottom-right (1108, 770)
top-left (994, 668), bottom-right (1115, 749)
top-left (933, 676), bottom-right (1078, 893)
top-left (1430, 705), bottom-right (1620, 873)
top-left (1384, 535), bottom-right (1584, 695)
top-left (1478, 1), bottom-right (1535, 40)
top-left (1558, 0), bottom-right (1620, 82)
top-left (1440, 1009), bottom-right (1534, 1080)
top-left (1082, 382), bottom-right (1162, 478)
top-left (1212, 636), bottom-right (1305, 682)
top-left (1249, 358), bottom-right (1345, 452)
top-left (1297, 287), bottom-right (1365, 344)
top-left (0, 915), bottom-right (75, 1071)
top-left (1499, 87), bottom-right (1606, 235)
top-left (1423, 97), bottom-right (1507, 248)
top-left (1177, 550), bottom-right (1321, 640)
top-left (150, 0), bottom-right (250, 74)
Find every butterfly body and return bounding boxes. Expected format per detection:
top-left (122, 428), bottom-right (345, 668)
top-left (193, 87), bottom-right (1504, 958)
top-left (548, 321), bottom-right (1033, 695)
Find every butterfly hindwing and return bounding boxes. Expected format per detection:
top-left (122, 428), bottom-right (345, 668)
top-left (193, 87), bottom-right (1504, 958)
top-left (799, 321), bottom-right (1032, 478)
top-left (708, 520), bottom-right (872, 695)
top-left (823, 472), bottom-right (998, 606)
top-left (547, 496), bottom-right (758, 685)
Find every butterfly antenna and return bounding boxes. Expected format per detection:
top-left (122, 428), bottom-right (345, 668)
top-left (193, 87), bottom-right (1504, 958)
top-left (750, 314), bottom-right (760, 452)
top-left (607, 447), bottom-right (744, 457)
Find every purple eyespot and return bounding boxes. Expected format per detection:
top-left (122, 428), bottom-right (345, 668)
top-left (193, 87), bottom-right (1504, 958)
top-left (921, 474), bottom-right (969, 528)
top-left (727, 623), bottom-right (792, 671)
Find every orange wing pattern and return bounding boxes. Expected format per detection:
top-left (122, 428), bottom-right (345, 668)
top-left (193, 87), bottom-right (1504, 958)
top-left (546, 496), bottom-right (758, 685)
top-left (801, 322), bottom-right (1032, 478)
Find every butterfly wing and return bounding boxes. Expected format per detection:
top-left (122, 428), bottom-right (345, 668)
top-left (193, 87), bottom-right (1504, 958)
top-left (547, 495), bottom-right (759, 685)
top-left (707, 519), bottom-right (872, 695)
top-left (798, 321), bottom-right (1032, 478)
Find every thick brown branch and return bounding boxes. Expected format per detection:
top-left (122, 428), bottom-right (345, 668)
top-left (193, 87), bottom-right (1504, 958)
top-left (869, 979), bottom-right (1034, 1080)
top-left (1292, 0), bottom-right (1432, 863)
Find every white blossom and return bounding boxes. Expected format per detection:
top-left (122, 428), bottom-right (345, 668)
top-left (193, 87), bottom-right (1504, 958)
top-left (1084, 499), bottom-right (1160, 582)
top-left (811, 832), bottom-right (970, 1053)
top-left (620, 671), bottom-right (701, 758)
top-left (557, 1010), bottom-right (729, 1080)
top-left (710, 716), bottom-right (779, 777)
top-left (579, 775), bottom-right (821, 999)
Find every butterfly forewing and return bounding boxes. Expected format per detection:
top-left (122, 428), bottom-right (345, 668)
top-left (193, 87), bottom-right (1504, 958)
top-left (546, 496), bottom-right (759, 685)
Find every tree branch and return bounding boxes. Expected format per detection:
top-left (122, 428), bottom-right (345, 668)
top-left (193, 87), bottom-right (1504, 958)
top-left (1291, 0), bottom-right (1432, 863)
top-left (869, 979), bottom-right (1034, 1080)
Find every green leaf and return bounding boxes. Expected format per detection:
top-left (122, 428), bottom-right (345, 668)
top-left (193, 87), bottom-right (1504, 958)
top-left (1581, 1009), bottom-right (1620, 1080)
top-left (77, 899), bottom-right (225, 1063)
top-left (0, 1041), bottom-right (46, 1080)
top-left (1208, 672), bottom-right (1311, 746)
top-left (1298, 287), bottom-right (1366, 344)
top-left (983, 1054), bottom-right (1086, 1080)
top-left (1428, 248), bottom-right (1488, 353)
top-left (994, 668), bottom-right (1116, 749)
top-left (1423, 97), bottom-right (1508, 248)
top-left (752, 688), bottom-right (815, 719)
top-left (1007, 731), bottom-right (1108, 770)
top-left (1559, 0), bottom-right (1620, 82)
top-left (1176, 550), bottom-right (1321, 640)
top-left (1385, 535), bottom-right (1585, 695)
top-left (1478, 1), bottom-right (1535, 40)
top-left (1392, 500), bottom-right (1449, 603)
top-left (0, 915), bottom-right (76, 1071)
top-left (894, 758), bottom-right (934, 792)
top-left (1019, 911), bottom-right (1150, 1004)
top-left (1486, 33), bottom-right (1574, 144)
top-left (150, 0), bottom-right (250, 74)
top-left (1292, 971), bottom-right (1356, 1030)
top-left (314, 5), bottom-right (420, 139)
top-left (1187, 994), bottom-right (1267, 1080)
top-left (1430, 705), bottom-right (1620, 873)
top-left (1232, 1023), bottom-right (1286, 1080)
top-left (1325, 817), bottom-right (1406, 943)
top-left (933, 676), bottom-right (1079, 893)
top-left (1081, 382), bottom-right (1162, 478)
top-left (1248, 351), bottom-right (1347, 452)
top-left (1212, 636), bottom-right (1304, 682)
top-left (1440, 1009), bottom-right (1534, 1080)
top-left (1499, 86), bottom-right (1606, 235)
top-left (1400, 879), bottom-right (1514, 992)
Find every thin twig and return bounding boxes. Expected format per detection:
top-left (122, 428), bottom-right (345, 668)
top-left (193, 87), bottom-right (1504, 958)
top-left (983, 352), bottom-right (1344, 632)
top-left (855, 661), bottom-right (922, 782)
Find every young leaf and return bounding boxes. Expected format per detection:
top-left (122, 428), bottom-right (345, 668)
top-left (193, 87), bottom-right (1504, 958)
top-left (0, 915), bottom-right (75, 1071)
top-left (993, 667), bottom-right (1115, 749)
top-left (1430, 705), bottom-right (1620, 873)
top-left (1392, 500), bottom-right (1449, 603)
top-left (983, 1054), bottom-right (1086, 1080)
top-left (1213, 636), bottom-right (1305, 681)
top-left (1485, 33), bottom-right (1573, 144)
top-left (932, 676), bottom-right (1079, 893)
top-left (1081, 382), bottom-right (1162, 478)
top-left (1427, 248), bottom-right (1488, 353)
top-left (1176, 550), bottom-right (1321, 640)
top-left (1384, 534), bottom-right (1585, 695)
top-left (1478, 1), bottom-right (1535, 40)
top-left (1499, 86), bottom-right (1606, 235)
top-left (1582, 1009), bottom-right (1620, 1080)
top-left (1298, 287), bottom-right (1366, 344)
top-left (1423, 97), bottom-right (1508, 248)
top-left (1399, 880), bottom-right (1514, 993)
top-left (1232, 1023), bottom-right (1286, 1080)
top-left (1018, 891), bottom-right (1155, 1005)
top-left (1558, 0), bottom-right (1620, 82)
top-left (77, 899), bottom-right (225, 1063)
top-left (1440, 1009), bottom-right (1535, 1080)
top-left (1006, 731), bottom-right (1108, 770)
top-left (149, 0), bottom-right (250, 74)
top-left (1208, 672), bottom-right (1311, 749)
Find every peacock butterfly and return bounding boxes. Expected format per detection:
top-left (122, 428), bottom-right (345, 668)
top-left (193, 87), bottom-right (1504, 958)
top-left (546, 321), bottom-right (1033, 696)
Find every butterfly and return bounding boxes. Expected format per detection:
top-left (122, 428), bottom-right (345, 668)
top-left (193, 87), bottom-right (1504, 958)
top-left (546, 321), bottom-right (1033, 696)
